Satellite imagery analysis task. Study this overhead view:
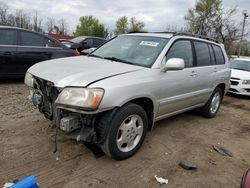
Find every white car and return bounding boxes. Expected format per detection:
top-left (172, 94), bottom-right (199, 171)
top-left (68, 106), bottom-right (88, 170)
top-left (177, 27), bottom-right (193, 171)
top-left (229, 57), bottom-right (250, 96)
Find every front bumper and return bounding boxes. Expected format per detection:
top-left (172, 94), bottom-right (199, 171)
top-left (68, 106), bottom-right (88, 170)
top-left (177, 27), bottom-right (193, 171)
top-left (29, 77), bottom-right (115, 144)
top-left (228, 78), bottom-right (250, 96)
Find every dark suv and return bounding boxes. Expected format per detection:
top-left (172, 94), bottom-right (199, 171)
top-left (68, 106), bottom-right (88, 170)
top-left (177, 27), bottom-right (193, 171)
top-left (70, 36), bottom-right (106, 52)
top-left (0, 26), bottom-right (79, 78)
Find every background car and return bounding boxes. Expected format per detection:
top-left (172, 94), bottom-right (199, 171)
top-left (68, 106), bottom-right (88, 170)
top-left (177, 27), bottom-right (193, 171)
top-left (0, 26), bottom-right (80, 78)
top-left (69, 36), bottom-right (106, 54)
top-left (59, 39), bottom-right (74, 48)
top-left (228, 57), bottom-right (250, 96)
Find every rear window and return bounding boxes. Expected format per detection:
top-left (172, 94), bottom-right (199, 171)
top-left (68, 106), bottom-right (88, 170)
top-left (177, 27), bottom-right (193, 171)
top-left (194, 41), bottom-right (211, 66)
top-left (213, 45), bottom-right (225, 65)
top-left (0, 29), bottom-right (17, 45)
top-left (20, 31), bottom-right (45, 47)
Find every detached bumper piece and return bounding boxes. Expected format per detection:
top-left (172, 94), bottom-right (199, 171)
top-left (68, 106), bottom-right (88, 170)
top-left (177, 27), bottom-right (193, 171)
top-left (9, 175), bottom-right (38, 188)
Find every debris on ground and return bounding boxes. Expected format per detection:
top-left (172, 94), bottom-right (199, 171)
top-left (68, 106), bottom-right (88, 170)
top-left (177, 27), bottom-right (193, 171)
top-left (213, 145), bottom-right (233, 157)
top-left (3, 183), bottom-right (14, 188)
top-left (5, 175), bottom-right (39, 188)
top-left (154, 175), bottom-right (168, 185)
top-left (179, 160), bottom-right (197, 170)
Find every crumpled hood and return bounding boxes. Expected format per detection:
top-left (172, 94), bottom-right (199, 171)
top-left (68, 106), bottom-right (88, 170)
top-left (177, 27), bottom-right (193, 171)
top-left (231, 69), bottom-right (250, 80)
top-left (28, 56), bottom-right (144, 87)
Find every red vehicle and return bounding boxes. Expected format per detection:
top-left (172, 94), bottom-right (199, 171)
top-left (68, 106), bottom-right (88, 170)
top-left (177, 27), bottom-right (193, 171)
top-left (242, 168), bottom-right (250, 188)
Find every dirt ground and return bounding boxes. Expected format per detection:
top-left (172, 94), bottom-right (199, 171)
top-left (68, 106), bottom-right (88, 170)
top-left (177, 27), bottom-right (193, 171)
top-left (0, 81), bottom-right (250, 188)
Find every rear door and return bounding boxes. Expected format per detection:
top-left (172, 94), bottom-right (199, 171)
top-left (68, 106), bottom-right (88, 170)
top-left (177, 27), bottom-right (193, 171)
top-left (190, 41), bottom-right (216, 102)
top-left (17, 31), bottom-right (51, 75)
top-left (0, 28), bottom-right (18, 77)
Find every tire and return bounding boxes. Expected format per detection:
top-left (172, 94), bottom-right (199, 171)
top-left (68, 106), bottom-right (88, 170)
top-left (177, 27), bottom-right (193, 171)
top-left (100, 103), bottom-right (148, 160)
top-left (201, 87), bottom-right (222, 118)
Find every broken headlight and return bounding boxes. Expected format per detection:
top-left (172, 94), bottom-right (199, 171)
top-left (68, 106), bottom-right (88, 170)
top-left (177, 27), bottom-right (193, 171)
top-left (24, 72), bottom-right (34, 87)
top-left (55, 87), bottom-right (104, 109)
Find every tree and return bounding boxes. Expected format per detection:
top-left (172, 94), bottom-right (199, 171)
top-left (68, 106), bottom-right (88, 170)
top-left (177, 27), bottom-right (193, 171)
top-left (57, 18), bottom-right (68, 35)
top-left (114, 16), bottom-right (128, 35)
top-left (33, 10), bottom-right (43, 32)
top-left (0, 1), bottom-right (8, 25)
top-left (46, 17), bottom-right (55, 33)
top-left (128, 17), bottom-right (145, 32)
top-left (184, 0), bottom-right (243, 55)
top-left (74, 16), bottom-right (107, 38)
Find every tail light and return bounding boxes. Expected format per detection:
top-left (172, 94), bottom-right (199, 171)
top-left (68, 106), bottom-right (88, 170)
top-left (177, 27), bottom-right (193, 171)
top-left (74, 50), bottom-right (80, 56)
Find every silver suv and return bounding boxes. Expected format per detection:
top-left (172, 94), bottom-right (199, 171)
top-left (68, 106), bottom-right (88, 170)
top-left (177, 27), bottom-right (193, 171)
top-left (25, 32), bottom-right (230, 160)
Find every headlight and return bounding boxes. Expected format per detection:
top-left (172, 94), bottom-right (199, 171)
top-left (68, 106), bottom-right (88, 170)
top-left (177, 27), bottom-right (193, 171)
top-left (56, 87), bottom-right (104, 109)
top-left (24, 72), bottom-right (34, 87)
top-left (242, 80), bottom-right (250, 85)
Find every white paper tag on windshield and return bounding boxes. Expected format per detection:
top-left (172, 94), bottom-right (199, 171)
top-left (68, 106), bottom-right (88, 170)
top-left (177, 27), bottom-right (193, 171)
top-left (140, 41), bottom-right (159, 47)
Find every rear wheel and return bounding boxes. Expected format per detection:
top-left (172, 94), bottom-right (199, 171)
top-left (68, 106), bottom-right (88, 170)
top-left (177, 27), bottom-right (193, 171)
top-left (201, 87), bottom-right (222, 118)
top-left (100, 103), bottom-right (148, 160)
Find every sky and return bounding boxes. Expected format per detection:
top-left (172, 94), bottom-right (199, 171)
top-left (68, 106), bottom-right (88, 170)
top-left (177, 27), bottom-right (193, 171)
top-left (3, 0), bottom-right (250, 36)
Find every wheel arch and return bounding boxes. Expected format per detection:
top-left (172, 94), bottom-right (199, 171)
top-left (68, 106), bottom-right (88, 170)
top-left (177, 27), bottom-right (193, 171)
top-left (122, 97), bottom-right (155, 131)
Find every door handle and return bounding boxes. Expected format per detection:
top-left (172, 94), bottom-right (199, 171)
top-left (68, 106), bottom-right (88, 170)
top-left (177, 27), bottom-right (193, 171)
top-left (3, 52), bottom-right (13, 56)
top-left (190, 71), bottom-right (197, 77)
top-left (42, 52), bottom-right (49, 55)
top-left (213, 68), bottom-right (217, 73)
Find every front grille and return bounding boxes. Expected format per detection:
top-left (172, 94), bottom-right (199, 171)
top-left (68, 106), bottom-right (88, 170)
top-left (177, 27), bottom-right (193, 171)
top-left (229, 88), bottom-right (238, 92)
top-left (230, 80), bottom-right (239, 86)
top-left (231, 77), bottom-right (240, 80)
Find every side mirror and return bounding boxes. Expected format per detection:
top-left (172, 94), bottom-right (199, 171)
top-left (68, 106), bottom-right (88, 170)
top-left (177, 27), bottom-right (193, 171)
top-left (161, 58), bottom-right (184, 72)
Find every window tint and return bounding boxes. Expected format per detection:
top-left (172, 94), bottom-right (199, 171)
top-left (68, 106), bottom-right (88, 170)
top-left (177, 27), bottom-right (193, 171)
top-left (0, 29), bottom-right (17, 45)
top-left (208, 44), bottom-right (216, 65)
top-left (20, 32), bottom-right (45, 47)
top-left (45, 38), bottom-right (61, 47)
top-left (93, 39), bottom-right (105, 46)
top-left (213, 45), bottom-right (225, 65)
top-left (194, 41), bottom-right (211, 66)
top-left (84, 38), bottom-right (93, 46)
top-left (166, 40), bottom-right (193, 67)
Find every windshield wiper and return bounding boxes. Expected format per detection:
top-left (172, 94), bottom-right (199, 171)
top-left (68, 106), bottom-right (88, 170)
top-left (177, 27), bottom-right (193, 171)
top-left (103, 56), bottom-right (136, 65)
top-left (88, 54), bottom-right (103, 59)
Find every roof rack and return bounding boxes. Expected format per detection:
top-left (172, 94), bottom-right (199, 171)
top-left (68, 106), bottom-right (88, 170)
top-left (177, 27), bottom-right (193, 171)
top-left (127, 31), bottom-right (220, 43)
top-left (173, 32), bottom-right (220, 43)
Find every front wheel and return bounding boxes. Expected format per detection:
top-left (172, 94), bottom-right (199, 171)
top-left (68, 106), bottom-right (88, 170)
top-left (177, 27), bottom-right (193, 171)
top-left (201, 87), bottom-right (222, 118)
top-left (100, 103), bottom-right (148, 160)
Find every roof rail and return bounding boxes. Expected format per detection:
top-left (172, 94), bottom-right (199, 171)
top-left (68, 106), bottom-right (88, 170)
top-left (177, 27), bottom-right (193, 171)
top-left (127, 31), bottom-right (220, 43)
top-left (173, 32), bottom-right (220, 43)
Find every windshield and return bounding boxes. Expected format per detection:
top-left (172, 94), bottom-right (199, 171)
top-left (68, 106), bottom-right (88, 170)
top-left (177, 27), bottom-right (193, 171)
top-left (230, 59), bottom-right (250, 71)
top-left (91, 35), bottom-right (169, 67)
top-left (70, 36), bottom-right (85, 43)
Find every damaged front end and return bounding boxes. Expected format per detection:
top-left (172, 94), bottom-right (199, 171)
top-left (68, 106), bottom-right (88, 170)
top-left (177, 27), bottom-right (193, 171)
top-left (25, 73), bottom-right (115, 145)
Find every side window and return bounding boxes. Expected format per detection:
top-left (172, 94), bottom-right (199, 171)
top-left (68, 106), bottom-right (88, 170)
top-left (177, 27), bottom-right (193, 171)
top-left (0, 29), bottom-right (17, 45)
top-left (83, 38), bottom-right (93, 46)
top-left (194, 41), bottom-right (211, 66)
top-left (45, 38), bottom-right (61, 48)
top-left (208, 44), bottom-right (216, 65)
top-left (213, 45), bottom-right (225, 65)
top-left (93, 39), bottom-right (105, 46)
top-left (166, 40), bottom-right (193, 68)
top-left (20, 31), bottom-right (45, 47)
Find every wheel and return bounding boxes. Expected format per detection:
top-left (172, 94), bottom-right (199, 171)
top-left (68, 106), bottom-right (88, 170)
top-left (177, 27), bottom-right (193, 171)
top-left (201, 87), bottom-right (222, 118)
top-left (100, 103), bottom-right (148, 160)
